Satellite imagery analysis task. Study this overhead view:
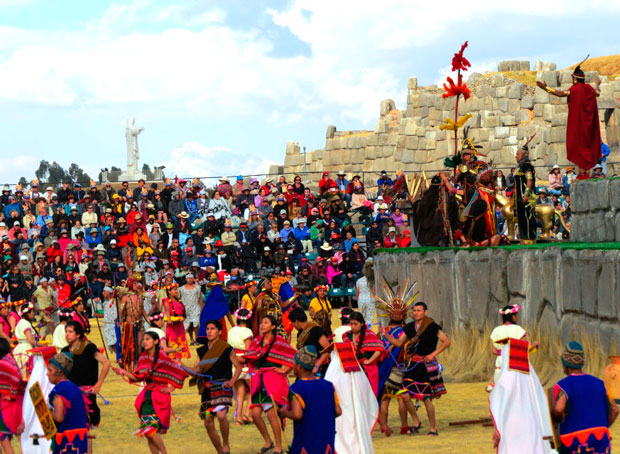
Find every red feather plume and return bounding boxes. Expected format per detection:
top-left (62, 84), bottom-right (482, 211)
top-left (442, 74), bottom-right (471, 100)
top-left (451, 41), bottom-right (471, 72)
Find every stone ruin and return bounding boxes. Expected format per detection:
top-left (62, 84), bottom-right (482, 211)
top-left (273, 60), bottom-right (620, 187)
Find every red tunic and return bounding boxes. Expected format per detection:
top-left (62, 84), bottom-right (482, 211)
top-left (566, 83), bottom-right (601, 169)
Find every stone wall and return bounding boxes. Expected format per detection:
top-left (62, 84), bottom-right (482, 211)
top-left (373, 247), bottom-right (620, 349)
top-left (571, 179), bottom-right (620, 242)
top-left (274, 61), bottom-right (620, 188)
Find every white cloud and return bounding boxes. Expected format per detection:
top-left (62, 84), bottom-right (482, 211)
top-left (434, 61), bottom-right (498, 87)
top-left (2, 0), bottom-right (620, 183)
top-left (0, 155), bottom-right (38, 183)
top-left (159, 142), bottom-right (276, 182)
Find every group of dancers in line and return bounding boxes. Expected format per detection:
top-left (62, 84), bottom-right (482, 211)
top-left (0, 273), bottom-right (454, 454)
top-left (2, 273), bottom-right (619, 454)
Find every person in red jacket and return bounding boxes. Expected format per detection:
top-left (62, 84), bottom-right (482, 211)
top-left (46, 240), bottom-right (63, 263)
top-left (56, 275), bottom-right (72, 308)
top-left (399, 229), bottom-right (412, 248)
top-left (318, 172), bottom-right (334, 195)
top-left (383, 227), bottom-right (401, 248)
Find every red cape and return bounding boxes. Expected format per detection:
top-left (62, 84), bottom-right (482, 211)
top-left (566, 83), bottom-right (601, 169)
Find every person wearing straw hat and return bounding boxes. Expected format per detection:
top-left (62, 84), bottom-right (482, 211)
top-left (551, 341), bottom-right (619, 454)
top-left (217, 177), bottom-right (233, 199)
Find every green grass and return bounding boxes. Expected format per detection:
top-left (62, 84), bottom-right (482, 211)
top-left (14, 313), bottom-right (620, 453)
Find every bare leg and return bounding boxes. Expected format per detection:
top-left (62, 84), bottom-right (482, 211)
top-left (187, 325), bottom-right (194, 342)
top-left (252, 406), bottom-right (273, 449)
top-left (204, 414), bottom-right (223, 453)
top-left (423, 399), bottom-right (437, 432)
top-left (397, 398), bottom-right (408, 428)
top-left (146, 437), bottom-right (158, 454)
top-left (265, 407), bottom-right (283, 452)
top-left (149, 433), bottom-right (167, 454)
top-left (234, 380), bottom-right (246, 421)
top-left (402, 394), bottom-right (421, 427)
top-left (217, 409), bottom-right (230, 451)
top-left (379, 399), bottom-right (392, 436)
top-left (88, 436), bottom-right (93, 454)
top-left (1, 438), bottom-right (15, 454)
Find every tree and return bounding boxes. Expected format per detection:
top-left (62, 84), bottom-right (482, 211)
top-left (35, 160), bottom-right (51, 182)
top-left (48, 162), bottom-right (68, 184)
top-left (142, 163), bottom-right (155, 180)
top-left (67, 163), bottom-right (92, 185)
top-left (111, 166), bottom-right (121, 172)
top-left (17, 177), bottom-right (28, 187)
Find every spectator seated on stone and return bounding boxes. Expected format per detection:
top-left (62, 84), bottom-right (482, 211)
top-left (591, 163), bottom-right (605, 179)
top-left (548, 165), bottom-right (564, 196)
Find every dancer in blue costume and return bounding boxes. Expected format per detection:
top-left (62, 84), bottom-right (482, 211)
top-left (279, 346), bottom-right (342, 454)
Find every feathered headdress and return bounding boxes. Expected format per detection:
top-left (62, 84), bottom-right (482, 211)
top-left (15, 184), bottom-right (22, 192)
top-left (90, 180), bottom-right (97, 188)
top-left (519, 133), bottom-right (537, 152)
top-left (32, 178), bottom-right (39, 186)
top-left (373, 277), bottom-right (418, 321)
top-left (572, 54), bottom-right (589, 80)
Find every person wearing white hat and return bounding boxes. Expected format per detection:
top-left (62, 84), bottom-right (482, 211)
top-left (335, 171), bottom-right (350, 207)
top-left (33, 276), bottom-right (55, 335)
top-left (217, 177), bottom-right (233, 198)
top-left (592, 163), bottom-right (605, 179)
top-left (294, 218), bottom-right (312, 253)
top-left (548, 164), bottom-right (564, 196)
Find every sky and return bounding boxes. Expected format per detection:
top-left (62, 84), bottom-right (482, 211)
top-left (1, 0), bottom-right (619, 184)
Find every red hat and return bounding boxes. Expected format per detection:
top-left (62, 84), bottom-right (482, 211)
top-left (186, 247), bottom-right (193, 251)
top-left (322, 171), bottom-right (329, 176)
top-left (171, 250), bottom-right (179, 255)
top-left (331, 233), bottom-right (340, 239)
top-left (215, 240), bottom-right (224, 247)
top-left (403, 229), bottom-right (411, 235)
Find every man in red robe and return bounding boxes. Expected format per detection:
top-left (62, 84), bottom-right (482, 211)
top-left (536, 65), bottom-right (602, 169)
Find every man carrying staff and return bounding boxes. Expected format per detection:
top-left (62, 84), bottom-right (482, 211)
top-left (514, 143), bottom-right (537, 244)
top-left (118, 277), bottom-right (146, 370)
top-left (537, 60), bottom-right (602, 170)
top-left (380, 302), bottom-right (450, 436)
top-left (552, 341), bottom-right (619, 454)
top-left (62, 320), bottom-right (110, 454)
top-left (251, 278), bottom-right (284, 337)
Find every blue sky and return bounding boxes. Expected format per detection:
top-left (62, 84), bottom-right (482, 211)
top-left (1, 0), bottom-right (619, 184)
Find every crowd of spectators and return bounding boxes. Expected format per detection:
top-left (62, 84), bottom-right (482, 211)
top-left (0, 161), bottom-right (611, 315)
top-left (0, 171), bottom-right (413, 314)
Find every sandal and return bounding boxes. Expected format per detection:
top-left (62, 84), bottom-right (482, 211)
top-left (408, 423), bottom-right (422, 434)
top-left (234, 418), bottom-right (244, 426)
top-left (427, 430), bottom-right (439, 436)
top-left (257, 443), bottom-right (273, 454)
top-left (242, 415), bottom-right (252, 425)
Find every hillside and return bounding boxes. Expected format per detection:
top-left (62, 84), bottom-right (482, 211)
top-left (567, 54), bottom-right (620, 77)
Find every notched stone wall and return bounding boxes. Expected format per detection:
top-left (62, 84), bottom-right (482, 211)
top-left (274, 60), bottom-right (620, 188)
top-left (571, 179), bottom-right (620, 242)
top-left (374, 247), bottom-right (620, 349)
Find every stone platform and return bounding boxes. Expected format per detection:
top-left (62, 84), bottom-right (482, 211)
top-left (571, 178), bottom-right (620, 242)
top-left (373, 243), bottom-right (620, 348)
